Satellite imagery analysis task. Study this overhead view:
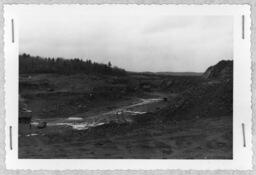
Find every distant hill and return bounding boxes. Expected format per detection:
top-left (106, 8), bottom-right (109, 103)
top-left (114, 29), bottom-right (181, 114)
top-left (135, 71), bottom-right (202, 76)
top-left (156, 72), bottom-right (202, 76)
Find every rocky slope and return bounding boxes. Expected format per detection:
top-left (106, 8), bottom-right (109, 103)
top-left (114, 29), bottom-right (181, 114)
top-left (162, 60), bottom-right (233, 120)
top-left (202, 60), bottom-right (233, 80)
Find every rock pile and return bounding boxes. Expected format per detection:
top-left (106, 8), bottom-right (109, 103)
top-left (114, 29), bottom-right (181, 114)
top-left (163, 60), bottom-right (233, 120)
top-left (202, 60), bottom-right (233, 80)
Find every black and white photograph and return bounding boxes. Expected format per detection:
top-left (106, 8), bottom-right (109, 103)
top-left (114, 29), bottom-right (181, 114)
top-left (3, 4), bottom-right (252, 170)
top-left (18, 6), bottom-right (233, 159)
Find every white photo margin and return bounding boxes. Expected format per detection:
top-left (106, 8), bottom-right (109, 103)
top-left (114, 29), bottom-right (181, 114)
top-left (4, 4), bottom-right (252, 170)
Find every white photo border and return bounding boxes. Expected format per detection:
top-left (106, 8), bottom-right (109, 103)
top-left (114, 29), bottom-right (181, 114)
top-left (4, 4), bottom-right (252, 170)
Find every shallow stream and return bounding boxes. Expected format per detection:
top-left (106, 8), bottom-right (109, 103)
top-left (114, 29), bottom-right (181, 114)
top-left (31, 98), bottom-right (162, 131)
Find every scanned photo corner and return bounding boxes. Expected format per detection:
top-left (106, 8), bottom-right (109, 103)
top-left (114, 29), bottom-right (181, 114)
top-left (3, 4), bottom-right (253, 170)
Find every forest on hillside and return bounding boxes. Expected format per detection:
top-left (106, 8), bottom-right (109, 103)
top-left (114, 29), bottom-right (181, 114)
top-left (19, 53), bottom-right (126, 76)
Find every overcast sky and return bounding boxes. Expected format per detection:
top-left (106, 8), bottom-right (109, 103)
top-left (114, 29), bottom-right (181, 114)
top-left (15, 5), bottom-right (233, 72)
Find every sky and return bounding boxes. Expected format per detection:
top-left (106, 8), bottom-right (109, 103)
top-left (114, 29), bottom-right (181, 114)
top-left (14, 5), bottom-right (233, 72)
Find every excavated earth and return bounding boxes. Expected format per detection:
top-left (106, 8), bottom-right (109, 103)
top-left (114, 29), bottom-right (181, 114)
top-left (19, 60), bottom-right (233, 159)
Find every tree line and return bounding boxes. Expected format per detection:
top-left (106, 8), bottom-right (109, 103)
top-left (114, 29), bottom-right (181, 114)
top-left (19, 53), bottom-right (126, 76)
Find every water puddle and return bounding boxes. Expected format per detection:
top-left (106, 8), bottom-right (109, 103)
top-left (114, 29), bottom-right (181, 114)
top-left (69, 122), bottom-right (105, 130)
top-left (32, 120), bottom-right (106, 130)
top-left (66, 117), bottom-right (83, 121)
top-left (126, 98), bottom-right (162, 108)
top-left (125, 110), bottom-right (147, 115)
top-left (31, 98), bottom-right (162, 130)
top-left (25, 133), bottom-right (38, 137)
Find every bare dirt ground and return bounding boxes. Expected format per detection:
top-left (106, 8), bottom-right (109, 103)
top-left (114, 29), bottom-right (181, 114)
top-left (18, 68), bottom-right (232, 159)
top-left (19, 91), bottom-right (232, 159)
top-left (19, 115), bottom-right (232, 159)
